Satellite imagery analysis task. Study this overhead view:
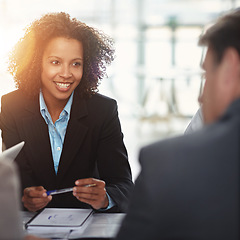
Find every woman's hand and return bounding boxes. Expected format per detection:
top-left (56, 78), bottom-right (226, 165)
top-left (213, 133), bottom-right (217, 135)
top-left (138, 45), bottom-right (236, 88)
top-left (73, 178), bottom-right (109, 210)
top-left (22, 186), bottom-right (52, 212)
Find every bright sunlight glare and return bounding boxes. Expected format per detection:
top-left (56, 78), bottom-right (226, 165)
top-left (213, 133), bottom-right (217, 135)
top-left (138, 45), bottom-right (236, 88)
top-left (0, 25), bottom-right (24, 98)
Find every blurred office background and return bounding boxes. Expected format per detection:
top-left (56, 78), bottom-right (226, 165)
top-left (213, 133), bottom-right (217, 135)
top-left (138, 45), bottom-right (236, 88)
top-left (0, 0), bottom-right (239, 180)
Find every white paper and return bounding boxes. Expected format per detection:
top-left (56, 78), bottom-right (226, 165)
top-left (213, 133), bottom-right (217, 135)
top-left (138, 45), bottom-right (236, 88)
top-left (26, 208), bottom-right (93, 229)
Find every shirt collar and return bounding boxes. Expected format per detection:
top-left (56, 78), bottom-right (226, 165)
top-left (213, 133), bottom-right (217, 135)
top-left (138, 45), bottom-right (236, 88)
top-left (64, 92), bottom-right (73, 116)
top-left (39, 91), bottom-right (74, 122)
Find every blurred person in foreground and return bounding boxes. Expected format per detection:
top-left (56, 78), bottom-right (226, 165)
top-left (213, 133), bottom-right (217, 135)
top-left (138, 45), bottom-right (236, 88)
top-left (0, 12), bottom-right (133, 213)
top-left (116, 9), bottom-right (240, 240)
top-left (0, 158), bottom-right (49, 240)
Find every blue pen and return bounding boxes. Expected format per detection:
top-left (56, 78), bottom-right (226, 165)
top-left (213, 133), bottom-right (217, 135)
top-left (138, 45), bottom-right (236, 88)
top-left (46, 187), bottom-right (73, 196)
top-left (46, 184), bottom-right (96, 196)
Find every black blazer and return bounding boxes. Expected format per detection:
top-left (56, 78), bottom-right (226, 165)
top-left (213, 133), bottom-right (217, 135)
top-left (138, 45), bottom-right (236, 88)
top-left (116, 99), bottom-right (240, 239)
top-left (0, 89), bottom-right (133, 212)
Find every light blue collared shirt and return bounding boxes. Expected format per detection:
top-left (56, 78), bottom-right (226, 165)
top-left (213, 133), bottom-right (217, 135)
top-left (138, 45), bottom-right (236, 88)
top-left (40, 91), bottom-right (73, 174)
top-left (39, 91), bottom-right (115, 209)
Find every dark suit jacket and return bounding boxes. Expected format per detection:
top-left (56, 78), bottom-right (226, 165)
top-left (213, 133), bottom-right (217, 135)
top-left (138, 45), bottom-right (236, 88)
top-left (0, 89), bottom-right (133, 212)
top-left (116, 99), bottom-right (240, 239)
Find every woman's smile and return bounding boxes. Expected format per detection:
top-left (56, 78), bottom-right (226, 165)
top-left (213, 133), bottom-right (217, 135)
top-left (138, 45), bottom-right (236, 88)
top-left (54, 82), bottom-right (72, 91)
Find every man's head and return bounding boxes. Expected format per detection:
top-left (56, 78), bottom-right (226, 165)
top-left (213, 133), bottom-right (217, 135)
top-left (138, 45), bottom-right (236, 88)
top-left (198, 9), bottom-right (240, 124)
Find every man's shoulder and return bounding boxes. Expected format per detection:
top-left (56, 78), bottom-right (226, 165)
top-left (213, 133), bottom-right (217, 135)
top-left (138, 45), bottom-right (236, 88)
top-left (0, 160), bottom-right (16, 176)
top-left (140, 119), bottom-right (239, 168)
top-left (0, 160), bottom-right (20, 194)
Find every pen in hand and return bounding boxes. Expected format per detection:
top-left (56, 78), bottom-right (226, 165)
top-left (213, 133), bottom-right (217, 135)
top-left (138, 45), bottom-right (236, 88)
top-left (46, 187), bottom-right (73, 196)
top-left (46, 184), bottom-right (97, 196)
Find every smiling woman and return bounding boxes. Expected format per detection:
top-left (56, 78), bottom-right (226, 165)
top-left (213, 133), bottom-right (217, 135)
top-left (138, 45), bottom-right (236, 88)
top-left (41, 37), bottom-right (84, 122)
top-left (0, 12), bottom-right (133, 213)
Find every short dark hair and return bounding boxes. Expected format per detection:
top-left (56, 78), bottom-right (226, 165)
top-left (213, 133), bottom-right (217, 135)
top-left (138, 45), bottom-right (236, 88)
top-left (199, 9), bottom-right (240, 64)
top-left (8, 12), bottom-right (115, 98)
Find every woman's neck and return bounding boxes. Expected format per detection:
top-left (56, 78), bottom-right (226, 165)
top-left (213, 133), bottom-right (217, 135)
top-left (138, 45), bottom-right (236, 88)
top-left (45, 98), bottom-right (68, 124)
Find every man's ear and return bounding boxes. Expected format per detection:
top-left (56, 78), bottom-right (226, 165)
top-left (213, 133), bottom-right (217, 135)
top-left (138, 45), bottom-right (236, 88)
top-left (219, 47), bottom-right (240, 93)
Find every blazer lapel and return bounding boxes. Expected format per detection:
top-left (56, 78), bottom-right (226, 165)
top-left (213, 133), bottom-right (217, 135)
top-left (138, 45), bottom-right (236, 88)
top-left (21, 97), bottom-right (56, 185)
top-left (57, 94), bottom-right (88, 182)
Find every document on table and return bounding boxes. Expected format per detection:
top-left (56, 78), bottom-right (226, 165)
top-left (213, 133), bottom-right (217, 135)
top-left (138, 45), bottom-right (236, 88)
top-left (25, 208), bottom-right (93, 238)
